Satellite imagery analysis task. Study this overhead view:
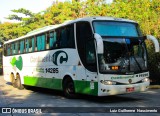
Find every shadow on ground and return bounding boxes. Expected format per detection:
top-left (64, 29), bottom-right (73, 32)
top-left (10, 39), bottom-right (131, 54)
top-left (23, 84), bottom-right (142, 104)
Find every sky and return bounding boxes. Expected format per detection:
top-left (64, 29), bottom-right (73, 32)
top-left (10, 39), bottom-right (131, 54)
top-left (0, 0), bottom-right (113, 23)
top-left (0, 0), bottom-right (53, 23)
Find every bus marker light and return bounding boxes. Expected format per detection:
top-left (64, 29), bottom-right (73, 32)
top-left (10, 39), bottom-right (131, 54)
top-left (111, 67), bottom-right (115, 70)
top-left (111, 66), bottom-right (119, 70)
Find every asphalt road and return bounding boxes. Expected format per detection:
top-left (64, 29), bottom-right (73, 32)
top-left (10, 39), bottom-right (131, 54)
top-left (0, 75), bottom-right (160, 116)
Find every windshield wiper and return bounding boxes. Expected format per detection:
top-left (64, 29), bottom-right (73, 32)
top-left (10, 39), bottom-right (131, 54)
top-left (124, 39), bottom-right (131, 72)
top-left (125, 38), bottom-right (143, 72)
top-left (130, 38), bottom-right (143, 72)
top-left (132, 54), bottom-right (142, 71)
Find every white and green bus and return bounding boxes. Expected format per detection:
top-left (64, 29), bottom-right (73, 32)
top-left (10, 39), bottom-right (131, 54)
top-left (3, 17), bottom-right (160, 98)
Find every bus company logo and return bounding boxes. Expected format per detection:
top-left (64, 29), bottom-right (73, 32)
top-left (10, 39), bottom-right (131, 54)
top-left (111, 75), bottom-right (134, 80)
top-left (10, 56), bottom-right (23, 71)
top-left (52, 51), bottom-right (68, 66)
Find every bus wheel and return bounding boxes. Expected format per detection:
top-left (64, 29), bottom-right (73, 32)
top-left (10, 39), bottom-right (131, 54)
top-left (10, 74), bottom-right (17, 88)
top-left (16, 74), bottom-right (24, 90)
top-left (63, 78), bottom-right (76, 99)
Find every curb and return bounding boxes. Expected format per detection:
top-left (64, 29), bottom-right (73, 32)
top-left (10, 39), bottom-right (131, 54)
top-left (149, 85), bottom-right (160, 89)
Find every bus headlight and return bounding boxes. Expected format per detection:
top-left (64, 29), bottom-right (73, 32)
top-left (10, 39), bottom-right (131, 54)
top-left (100, 80), bottom-right (116, 85)
top-left (142, 77), bottom-right (149, 82)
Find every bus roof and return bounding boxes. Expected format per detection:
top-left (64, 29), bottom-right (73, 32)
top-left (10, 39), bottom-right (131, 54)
top-left (4, 16), bottom-right (137, 44)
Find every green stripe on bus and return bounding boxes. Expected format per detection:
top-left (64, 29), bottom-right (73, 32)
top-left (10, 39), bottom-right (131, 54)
top-left (24, 76), bottom-right (62, 90)
top-left (74, 80), bottom-right (98, 96)
top-left (24, 76), bottom-right (98, 96)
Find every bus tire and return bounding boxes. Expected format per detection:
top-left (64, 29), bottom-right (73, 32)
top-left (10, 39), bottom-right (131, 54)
top-left (16, 74), bottom-right (24, 90)
top-left (63, 78), bottom-right (76, 99)
top-left (10, 74), bottom-right (17, 88)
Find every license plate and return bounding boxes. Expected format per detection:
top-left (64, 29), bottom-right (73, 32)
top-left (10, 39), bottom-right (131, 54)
top-left (126, 87), bottom-right (134, 92)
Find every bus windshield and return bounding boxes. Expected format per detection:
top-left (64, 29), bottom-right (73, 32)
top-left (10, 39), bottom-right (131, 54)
top-left (93, 21), bottom-right (147, 74)
top-left (98, 38), bottom-right (147, 74)
top-left (93, 21), bottom-right (140, 37)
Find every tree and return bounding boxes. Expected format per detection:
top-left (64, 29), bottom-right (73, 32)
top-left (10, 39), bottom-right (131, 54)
top-left (0, 0), bottom-right (159, 76)
top-left (6, 8), bottom-right (34, 21)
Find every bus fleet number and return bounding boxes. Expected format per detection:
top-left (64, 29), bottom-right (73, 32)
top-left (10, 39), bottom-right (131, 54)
top-left (45, 68), bottom-right (59, 73)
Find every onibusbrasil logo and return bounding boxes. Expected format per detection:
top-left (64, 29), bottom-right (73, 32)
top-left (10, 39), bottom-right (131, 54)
top-left (10, 56), bottom-right (23, 71)
top-left (52, 51), bottom-right (68, 66)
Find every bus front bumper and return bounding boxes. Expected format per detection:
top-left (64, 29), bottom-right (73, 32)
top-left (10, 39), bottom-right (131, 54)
top-left (98, 81), bottom-right (150, 96)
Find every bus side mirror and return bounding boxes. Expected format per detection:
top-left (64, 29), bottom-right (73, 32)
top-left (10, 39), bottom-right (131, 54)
top-left (94, 33), bottom-right (104, 54)
top-left (146, 35), bottom-right (160, 53)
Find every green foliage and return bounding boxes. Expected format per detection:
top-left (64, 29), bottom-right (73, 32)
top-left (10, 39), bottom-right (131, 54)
top-left (11, 8), bottom-right (34, 17)
top-left (0, 0), bottom-right (160, 72)
top-left (0, 22), bottom-right (19, 40)
top-left (7, 8), bottom-right (34, 21)
top-left (7, 14), bottom-right (22, 21)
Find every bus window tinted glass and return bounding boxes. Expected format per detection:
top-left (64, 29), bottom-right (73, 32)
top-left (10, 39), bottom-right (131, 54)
top-left (26, 39), bottom-right (29, 53)
top-left (32, 37), bottom-right (35, 52)
top-left (60, 28), bottom-right (67, 47)
top-left (93, 21), bottom-right (139, 37)
top-left (58, 24), bottom-right (75, 48)
top-left (20, 40), bottom-right (24, 53)
top-left (49, 32), bottom-right (56, 49)
top-left (37, 34), bottom-right (46, 51)
top-left (7, 44), bottom-right (11, 55)
top-left (66, 24), bottom-right (75, 48)
top-left (4, 45), bottom-right (7, 56)
top-left (15, 41), bottom-right (19, 54)
top-left (11, 43), bottom-right (15, 55)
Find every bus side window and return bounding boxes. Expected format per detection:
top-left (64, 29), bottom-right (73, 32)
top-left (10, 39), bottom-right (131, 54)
top-left (37, 35), bottom-right (41, 51)
top-left (49, 31), bottom-right (56, 49)
top-left (18, 41), bottom-right (20, 54)
top-left (37, 34), bottom-right (46, 51)
top-left (59, 25), bottom-right (75, 48)
top-left (46, 32), bottom-right (49, 50)
top-left (32, 37), bottom-right (35, 52)
top-left (26, 39), bottom-right (29, 53)
top-left (11, 43), bottom-right (15, 55)
top-left (35, 37), bottom-right (37, 51)
top-left (15, 41), bottom-right (19, 54)
top-left (7, 44), bottom-right (11, 56)
top-left (67, 24), bottom-right (75, 48)
top-left (28, 38), bottom-right (32, 52)
top-left (55, 29), bottom-right (61, 48)
top-left (41, 34), bottom-right (46, 50)
top-left (20, 40), bottom-right (24, 54)
top-left (60, 27), bottom-right (67, 48)
top-left (3, 45), bottom-right (7, 56)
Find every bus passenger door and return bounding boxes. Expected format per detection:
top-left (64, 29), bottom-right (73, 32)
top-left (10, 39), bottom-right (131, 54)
top-left (85, 39), bottom-right (98, 95)
top-left (75, 21), bottom-right (97, 95)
